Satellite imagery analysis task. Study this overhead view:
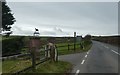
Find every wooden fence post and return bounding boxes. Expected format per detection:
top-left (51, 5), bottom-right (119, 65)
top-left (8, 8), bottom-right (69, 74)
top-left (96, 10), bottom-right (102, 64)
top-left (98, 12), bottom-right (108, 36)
top-left (55, 45), bottom-right (58, 62)
top-left (80, 43), bottom-right (81, 48)
top-left (68, 44), bottom-right (69, 51)
top-left (47, 43), bottom-right (58, 62)
top-left (45, 45), bottom-right (48, 59)
top-left (31, 47), bottom-right (36, 70)
top-left (74, 43), bottom-right (76, 51)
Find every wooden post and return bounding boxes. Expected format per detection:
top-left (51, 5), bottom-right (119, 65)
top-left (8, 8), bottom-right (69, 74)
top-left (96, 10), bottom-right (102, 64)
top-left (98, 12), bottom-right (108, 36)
top-left (68, 44), bottom-right (69, 51)
top-left (45, 45), bottom-right (48, 59)
top-left (80, 43), bottom-right (81, 48)
top-left (74, 43), bottom-right (76, 51)
top-left (32, 51), bottom-right (35, 70)
top-left (50, 45), bottom-right (55, 62)
top-left (55, 45), bottom-right (58, 62)
top-left (30, 47), bottom-right (36, 70)
top-left (47, 43), bottom-right (58, 62)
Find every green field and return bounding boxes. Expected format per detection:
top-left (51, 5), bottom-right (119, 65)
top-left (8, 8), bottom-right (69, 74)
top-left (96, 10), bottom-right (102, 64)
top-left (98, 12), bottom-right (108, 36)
top-left (56, 42), bottom-right (81, 55)
top-left (56, 41), bottom-right (92, 55)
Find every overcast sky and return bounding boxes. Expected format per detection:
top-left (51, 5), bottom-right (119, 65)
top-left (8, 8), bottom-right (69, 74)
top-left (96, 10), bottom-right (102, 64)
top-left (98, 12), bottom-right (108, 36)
top-left (6, 1), bottom-right (118, 37)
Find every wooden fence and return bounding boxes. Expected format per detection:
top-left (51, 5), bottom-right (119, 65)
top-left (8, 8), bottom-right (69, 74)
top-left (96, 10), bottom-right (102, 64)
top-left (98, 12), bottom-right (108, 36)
top-left (56, 43), bottom-right (82, 51)
top-left (2, 42), bottom-right (83, 74)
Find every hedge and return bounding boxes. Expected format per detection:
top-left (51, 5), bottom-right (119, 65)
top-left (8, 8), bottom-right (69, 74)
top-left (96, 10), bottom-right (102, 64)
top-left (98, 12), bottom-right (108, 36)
top-left (2, 36), bottom-right (24, 57)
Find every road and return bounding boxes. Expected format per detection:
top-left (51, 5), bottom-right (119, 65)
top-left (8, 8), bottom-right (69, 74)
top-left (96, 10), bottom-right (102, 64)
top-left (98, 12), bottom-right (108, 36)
top-left (59, 41), bottom-right (119, 74)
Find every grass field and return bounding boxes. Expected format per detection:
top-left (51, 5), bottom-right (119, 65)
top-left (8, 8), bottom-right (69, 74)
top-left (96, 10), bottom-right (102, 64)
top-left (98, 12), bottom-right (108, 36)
top-left (56, 41), bottom-right (92, 55)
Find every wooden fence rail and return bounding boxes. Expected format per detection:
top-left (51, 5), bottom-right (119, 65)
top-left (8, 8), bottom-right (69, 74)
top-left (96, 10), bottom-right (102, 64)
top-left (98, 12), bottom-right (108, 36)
top-left (56, 43), bottom-right (82, 51)
top-left (12, 58), bottom-right (47, 75)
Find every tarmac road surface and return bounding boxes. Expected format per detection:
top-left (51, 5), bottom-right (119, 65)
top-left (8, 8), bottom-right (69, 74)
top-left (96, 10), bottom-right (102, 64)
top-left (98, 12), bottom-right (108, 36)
top-left (59, 41), bottom-right (119, 74)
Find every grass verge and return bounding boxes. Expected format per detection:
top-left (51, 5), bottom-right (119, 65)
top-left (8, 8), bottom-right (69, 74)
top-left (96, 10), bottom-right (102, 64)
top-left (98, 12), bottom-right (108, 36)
top-left (21, 60), bottom-right (72, 74)
top-left (2, 59), bottom-right (32, 73)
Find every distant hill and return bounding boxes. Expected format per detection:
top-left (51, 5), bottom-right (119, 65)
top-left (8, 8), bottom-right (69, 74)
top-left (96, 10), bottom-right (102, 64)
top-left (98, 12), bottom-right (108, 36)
top-left (92, 35), bottom-right (120, 47)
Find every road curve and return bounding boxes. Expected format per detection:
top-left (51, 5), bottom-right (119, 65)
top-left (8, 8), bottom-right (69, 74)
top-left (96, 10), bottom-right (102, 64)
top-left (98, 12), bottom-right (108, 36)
top-left (59, 41), bottom-right (119, 74)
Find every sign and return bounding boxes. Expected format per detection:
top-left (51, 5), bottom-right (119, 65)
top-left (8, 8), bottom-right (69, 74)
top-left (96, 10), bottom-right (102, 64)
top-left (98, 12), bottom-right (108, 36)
top-left (29, 39), bottom-right (40, 48)
top-left (74, 32), bottom-right (76, 37)
top-left (29, 37), bottom-right (41, 59)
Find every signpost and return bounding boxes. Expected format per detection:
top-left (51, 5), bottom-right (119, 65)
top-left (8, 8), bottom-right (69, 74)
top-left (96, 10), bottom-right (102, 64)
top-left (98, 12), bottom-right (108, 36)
top-left (68, 37), bottom-right (70, 51)
top-left (29, 37), bottom-right (41, 70)
top-left (28, 28), bottom-right (40, 70)
top-left (74, 32), bottom-right (76, 51)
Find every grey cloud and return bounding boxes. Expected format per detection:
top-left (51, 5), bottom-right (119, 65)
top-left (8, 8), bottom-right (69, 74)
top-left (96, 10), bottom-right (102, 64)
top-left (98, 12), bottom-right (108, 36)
top-left (11, 25), bottom-right (33, 35)
top-left (41, 31), bottom-right (56, 35)
top-left (53, 27), bottom-right (63, 32)
top-left (7, 2), bottom-right (118, 36)
top-left (41, 27), bottom-right (69, 36)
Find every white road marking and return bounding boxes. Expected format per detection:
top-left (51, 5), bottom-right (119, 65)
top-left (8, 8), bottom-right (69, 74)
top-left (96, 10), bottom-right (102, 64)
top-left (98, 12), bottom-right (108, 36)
top-left (104, 46), bottom-right (109, 49)
top-left (75, 70), bottom-right (80, 75)
top-left (106, 47), bottom-right (109, 48)
top-left (87, 52), bottom-right (89, 54)
top-left (111, 50), bottom-right (120, 55)
top-left (85, 55), bottom-right (87, 58)
top-left (81, 60), bottom-right (85, 64)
